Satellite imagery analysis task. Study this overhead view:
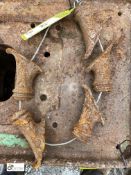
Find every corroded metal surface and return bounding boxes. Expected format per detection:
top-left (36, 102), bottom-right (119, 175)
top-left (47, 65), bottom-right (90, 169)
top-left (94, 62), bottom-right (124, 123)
top-left (0, 0), bottom-right (70, 22)
top-left (12, 110), bottom-right (45, 168)
top-left (0, 0), bottom-right (130, 168)
top-left (73, 85), bottom-right (103, 142)
top-left (87, 43), bottom-right (113, 92)
top-left (6, 48), bottom-right (42, 101)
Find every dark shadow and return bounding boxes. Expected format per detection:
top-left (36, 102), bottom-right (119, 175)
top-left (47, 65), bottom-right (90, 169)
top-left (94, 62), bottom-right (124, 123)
top-left (81, 170), bottom-right (103, 175)
top-left (0, 44), bottom-right (16, 101)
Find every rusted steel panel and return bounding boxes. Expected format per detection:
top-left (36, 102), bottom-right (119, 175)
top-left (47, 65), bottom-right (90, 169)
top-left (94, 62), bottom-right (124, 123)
top-left (0, 0), bottom-right (130, 169)
top-left (0, 0), bottom-right (70, 22)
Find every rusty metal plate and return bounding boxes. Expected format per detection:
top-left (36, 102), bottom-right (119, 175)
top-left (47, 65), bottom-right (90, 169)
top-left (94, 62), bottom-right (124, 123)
top-left (0, 0), bottom-right (70, 22)
top-left (0, 0), bottom-right (130, 168)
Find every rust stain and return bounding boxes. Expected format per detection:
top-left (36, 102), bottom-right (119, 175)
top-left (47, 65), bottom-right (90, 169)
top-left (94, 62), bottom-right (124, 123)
top-left (73, 85), bottom-right (103, 143)
top-left (6, 48), bottom-right (42, 101)
top-left (11, 109), bottom-right (45, 168)
top-left (87, 43), bottom-right (113, 92)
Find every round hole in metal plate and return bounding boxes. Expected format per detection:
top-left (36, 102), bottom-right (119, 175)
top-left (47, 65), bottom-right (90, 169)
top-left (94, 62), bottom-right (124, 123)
top-left (30, 23), bottom-right (36, 28)
top-left (44, 52), bottom-right (50, 57)
top-left (118, 11), bottom-right (122, 16)
top-left (40, 94), bottom-right (47, 101)
top-left (52, 122), bottom-right (58, 128)
top-left (56, 25), bottom-right (61, 31)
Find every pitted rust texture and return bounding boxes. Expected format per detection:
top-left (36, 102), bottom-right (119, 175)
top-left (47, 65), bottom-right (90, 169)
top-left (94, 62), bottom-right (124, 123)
top-left (74, 1), bottom-right (126, 60)
top-left (73, 85), bottom-right (103, 142)
top-left (6, 48), bottom-right (42, 101)
top-left (87, 43), bottom-right (113, 92)
top-left (74, 6), bottom-right (103, 59)
top-left (0, 22), bottom-right (44, 58)
top-left (0, 0), bottom-right (70, 22)
top-left (0, 0), bottom-right (130, 168)
top-left (11, 110), bottom-right (45, 168)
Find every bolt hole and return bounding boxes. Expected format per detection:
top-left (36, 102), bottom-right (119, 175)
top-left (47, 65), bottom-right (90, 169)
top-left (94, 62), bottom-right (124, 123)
top-left (116, 144), bottom-right (120, 149)
top-left (56, 25), bottom-right (61, 31)
top-left (30, 23), bottom-right (36, 28)
top-left (118, 11), bottom-right (122, 16)
top-left (40, 94), bottom-right (47, 101)
top-left (52, 122), bottom-right (58, 128)
top-left (44, 51), bottom-right (50, 58)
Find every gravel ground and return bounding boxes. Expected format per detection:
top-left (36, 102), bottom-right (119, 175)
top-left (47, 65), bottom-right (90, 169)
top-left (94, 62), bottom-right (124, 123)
top-left (23, 167), bottom-right (131, 175)
top-left (0, 165), bottom-right (130, 175)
